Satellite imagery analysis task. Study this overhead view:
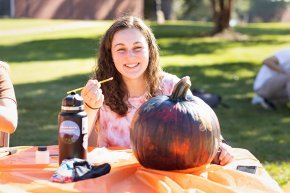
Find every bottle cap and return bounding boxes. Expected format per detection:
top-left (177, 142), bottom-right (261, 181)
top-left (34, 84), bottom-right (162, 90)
top-left (62, 92), bottom-right (84, 107)
top-left (38, 146), bottom-right (47, 151)
top-left (61, 93), bottom-right (84, 111)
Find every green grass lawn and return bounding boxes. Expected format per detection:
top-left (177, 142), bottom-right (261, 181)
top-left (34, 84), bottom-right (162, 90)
top-left (0, 18), bottom-right (289, 188)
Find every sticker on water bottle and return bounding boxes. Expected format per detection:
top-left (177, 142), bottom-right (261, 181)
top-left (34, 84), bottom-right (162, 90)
top-left (59, 120), bottom-right (80, 144)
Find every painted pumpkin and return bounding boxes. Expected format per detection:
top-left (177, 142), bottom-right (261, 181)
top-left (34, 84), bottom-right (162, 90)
top-left (130, 76), bottom-right (220, 170)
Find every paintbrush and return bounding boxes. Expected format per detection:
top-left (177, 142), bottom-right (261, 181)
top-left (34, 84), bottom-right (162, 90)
top-left (66, 77), bottom-right (113, 94)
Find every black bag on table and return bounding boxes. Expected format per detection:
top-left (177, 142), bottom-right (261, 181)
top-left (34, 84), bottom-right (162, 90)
top-left (191, 88), bottom-right (226, 108)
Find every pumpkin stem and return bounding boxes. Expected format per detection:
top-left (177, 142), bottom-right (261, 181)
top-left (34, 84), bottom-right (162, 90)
top-left (170, 76), bottom-right (191, 101)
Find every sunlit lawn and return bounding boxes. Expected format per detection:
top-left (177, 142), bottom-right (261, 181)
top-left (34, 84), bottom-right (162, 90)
top-left (0, 18), bottom-right (290, 188)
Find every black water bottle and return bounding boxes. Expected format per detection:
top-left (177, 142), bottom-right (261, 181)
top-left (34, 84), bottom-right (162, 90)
top-left (58, 92), bottom-right (88, 165)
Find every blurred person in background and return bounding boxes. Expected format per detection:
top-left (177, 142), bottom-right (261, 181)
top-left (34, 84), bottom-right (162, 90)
top-left (252, 48), bottom-right (290, 110)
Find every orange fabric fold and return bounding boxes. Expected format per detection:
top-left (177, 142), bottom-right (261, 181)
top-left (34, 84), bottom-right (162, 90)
top-left (0, 146), bottom-right (284, 193)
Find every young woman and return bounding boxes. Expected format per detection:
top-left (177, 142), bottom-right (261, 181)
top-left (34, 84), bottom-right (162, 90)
top-left (81, 16), bottom-right (233, 165)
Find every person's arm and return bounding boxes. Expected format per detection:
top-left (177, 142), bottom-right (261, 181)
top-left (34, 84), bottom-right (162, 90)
top-left (263, 56), bottom-right (285, 73)
top-left (0, 61), bottom-right (18, 133)
top-left (212, 136), bottom-right (233, 166)
top-left (83, 103), bottom-right (99, 138)
top-left (218, 142), bottom-right (233, 166)
top-left (81, 79), bottom-right (104, 138)
top-left (0, 99), bottom-right (17, 133)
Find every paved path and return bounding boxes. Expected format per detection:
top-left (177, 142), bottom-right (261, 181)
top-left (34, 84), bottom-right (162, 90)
top-left (0, 21), bottom-right (107, 36)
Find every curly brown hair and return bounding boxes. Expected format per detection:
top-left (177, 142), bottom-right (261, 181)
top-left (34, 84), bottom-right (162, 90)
top-left (92, 16), bottom-right (162, 115)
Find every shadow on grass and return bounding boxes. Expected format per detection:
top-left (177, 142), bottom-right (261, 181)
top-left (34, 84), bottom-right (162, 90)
top-left (1, 23), bottom-right (289, 63)
top-left (0, 37), bottom-right (100, 63)
top-left (165, 63), bottom-right (290, 163)
top-left (12, 73), bottom-right (90, 146)
top-left (151, 24), bottom-right (213, 38)
top-left (0, 37), bottom-right (285, 63)
top-left (151, 23), bottom-right (290, 38)
top-left (11, 62), bottom-right (290, 163)
top-left (159, 39), bottom-right (284, 56)
top-left (235, 26), bottom-right (290, 36)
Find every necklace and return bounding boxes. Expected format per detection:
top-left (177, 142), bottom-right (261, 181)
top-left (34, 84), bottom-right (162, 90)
top-left (128, 93), bottom-right (148, 110)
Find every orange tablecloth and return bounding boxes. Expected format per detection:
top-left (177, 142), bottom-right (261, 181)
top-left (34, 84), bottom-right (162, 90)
top-left (0, 146), bottom-right (284, 193)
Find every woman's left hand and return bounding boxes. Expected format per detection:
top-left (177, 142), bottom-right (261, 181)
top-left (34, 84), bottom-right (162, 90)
top-left (218, 142), bottom-right (234, 166)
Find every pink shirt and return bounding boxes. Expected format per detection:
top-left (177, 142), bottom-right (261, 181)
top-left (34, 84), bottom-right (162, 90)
top-left (96, 72), bottom-right (180, 148)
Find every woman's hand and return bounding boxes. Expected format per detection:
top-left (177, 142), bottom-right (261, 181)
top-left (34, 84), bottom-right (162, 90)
top-left (81, 79), bottom-right (104, 109)
top-left (218, 142), bottom-right (234, 166)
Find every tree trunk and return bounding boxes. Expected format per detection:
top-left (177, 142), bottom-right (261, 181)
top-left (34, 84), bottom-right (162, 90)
top-left (156, 0), bottom-right (165, 24)
top-left (211, 0), bottom-right (233, 34)
top-left (161, 0), bottom-right (173, 20)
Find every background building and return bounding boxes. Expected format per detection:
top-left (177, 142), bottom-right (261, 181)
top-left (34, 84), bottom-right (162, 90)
top-left (0, 0), bottom-right (143, 20)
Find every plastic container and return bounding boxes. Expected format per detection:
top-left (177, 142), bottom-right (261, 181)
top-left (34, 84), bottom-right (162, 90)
top-left (35, 146), bottom-right (50, 164)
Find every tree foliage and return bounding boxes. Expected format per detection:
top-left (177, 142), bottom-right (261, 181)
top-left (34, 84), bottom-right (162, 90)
top-left (248, 0), bottom-right (289, 22)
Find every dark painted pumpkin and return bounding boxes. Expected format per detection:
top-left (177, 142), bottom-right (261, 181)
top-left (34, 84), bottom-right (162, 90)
top-left (130, 76), bottom-right (220, 170)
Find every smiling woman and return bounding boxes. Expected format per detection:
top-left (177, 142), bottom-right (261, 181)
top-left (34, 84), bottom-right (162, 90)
top-left (111, 28), bottom-right (149, 81)
top-left (80, 15), bottom-right (233, 166)
top-left (81, 16), bottom-right (172, 148)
